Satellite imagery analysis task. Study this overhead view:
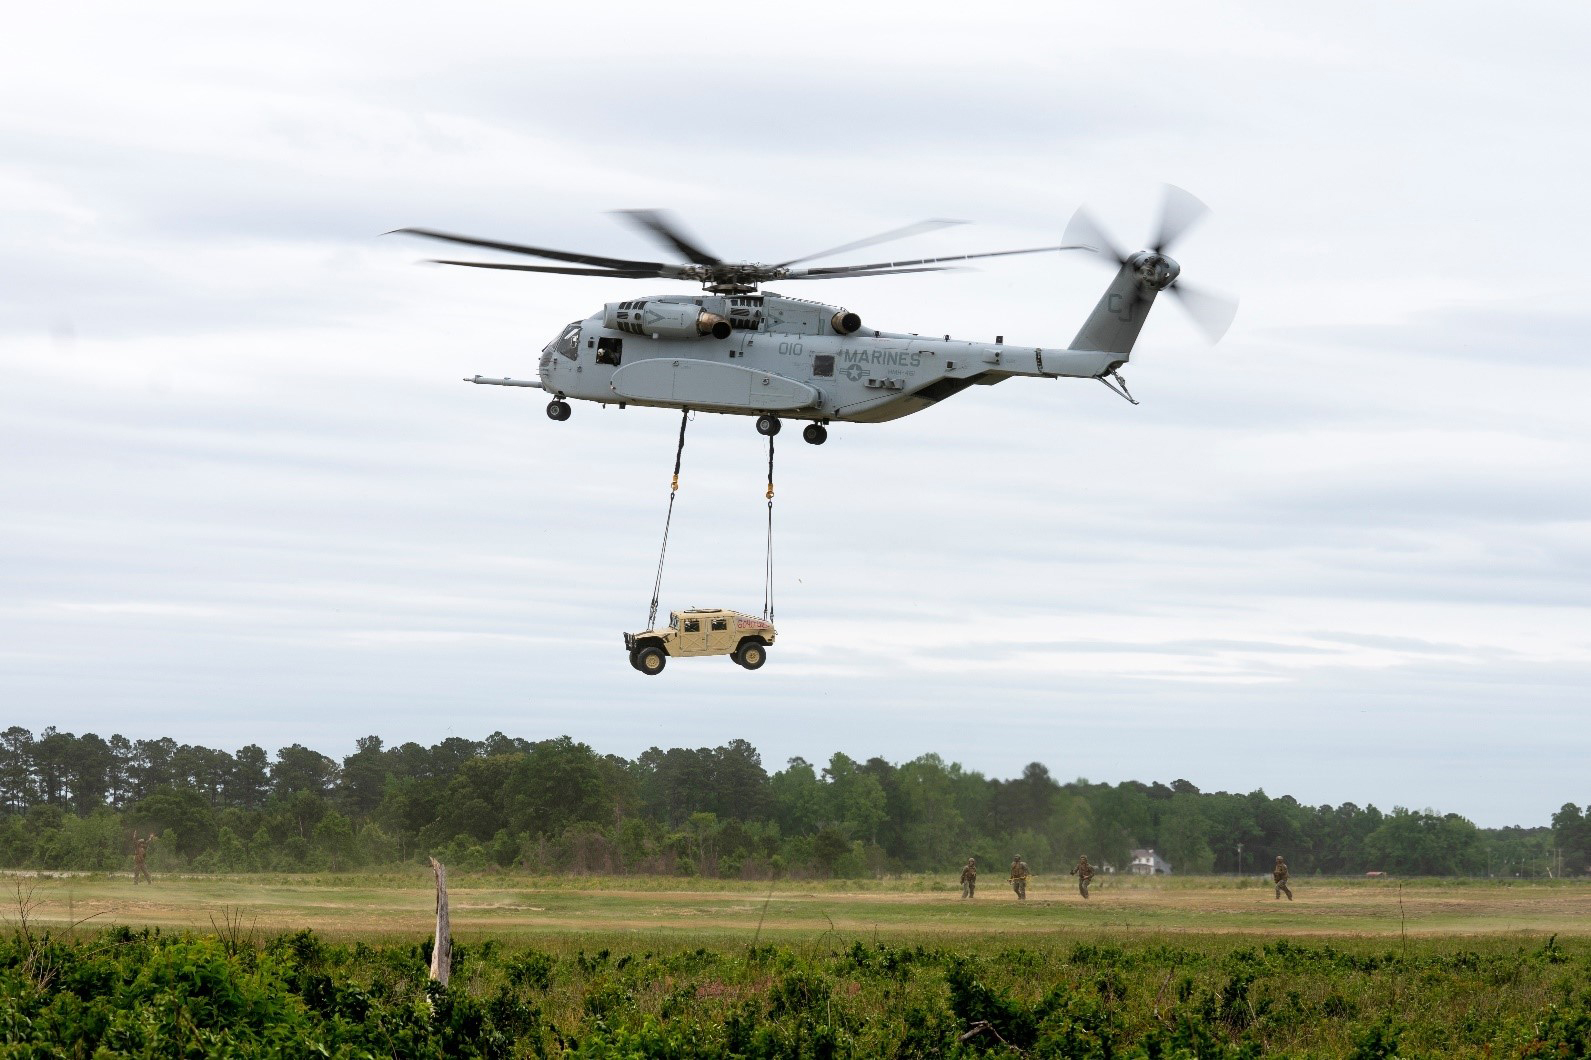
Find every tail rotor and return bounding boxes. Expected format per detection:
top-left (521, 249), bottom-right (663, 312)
top-left (1067, 184), bottom-right (1238, 345)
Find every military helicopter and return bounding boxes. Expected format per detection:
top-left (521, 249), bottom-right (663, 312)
top-left (394, 186), bottom-right (1235, 445)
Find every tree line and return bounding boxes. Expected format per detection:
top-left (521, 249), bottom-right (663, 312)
top-left (0, 726), bottom-right (1571, 879)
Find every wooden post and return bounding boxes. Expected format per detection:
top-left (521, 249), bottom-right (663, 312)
top-left (428, 857), bottom-right (451, 987)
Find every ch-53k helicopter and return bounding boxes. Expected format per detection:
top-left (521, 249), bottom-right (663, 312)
top-left (394, 186), bottom-right (1235, 446)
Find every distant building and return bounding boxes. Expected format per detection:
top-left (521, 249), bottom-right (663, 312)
top-left (1130, 848), bottom-right (1172, 875)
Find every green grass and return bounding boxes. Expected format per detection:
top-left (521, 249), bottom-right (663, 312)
top-left (9, 871), bottom-right (1589, 942)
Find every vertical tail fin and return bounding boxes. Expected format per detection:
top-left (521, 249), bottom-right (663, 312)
top-left (1068, 262), bottom-right (1162, 357)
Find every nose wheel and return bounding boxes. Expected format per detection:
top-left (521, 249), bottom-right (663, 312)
top-left (755, 414), bottom-right (782, 437)
top-left (802, 423), bottom-right (828, 445)
top-left (546, 399), bottom-right (572, 422)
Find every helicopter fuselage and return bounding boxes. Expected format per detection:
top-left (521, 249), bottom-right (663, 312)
top-left (417, 188), bottom-right (1232, 437)
top-left (531, 291), bottom-right (1128, 426)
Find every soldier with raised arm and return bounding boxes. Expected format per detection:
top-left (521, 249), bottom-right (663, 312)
top-left (1070, 855), bottom-right (1095, 898)
top-left (960, 857), bottom-right (977, 899)
top-left (1009, 855), bottom-right (1029, 900)
top-left (1273, 855), bottom-right (1293, 901)
top-left (132, 831), bottom-right (156, 885)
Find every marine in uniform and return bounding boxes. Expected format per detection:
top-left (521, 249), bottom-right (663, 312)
top-left (1273, 855), bottom-right (1293, 900)
top-left (1009, 855), bottom-right (1029, 900)
top-left (1070, 855), bottom-right (1095, 898)
top-left (960, 857), bottom-right (977, 899)
top-left (132, 831), bottom-right (155, 885)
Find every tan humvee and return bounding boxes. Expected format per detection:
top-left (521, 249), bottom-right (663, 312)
top-left (624, 608), bottom-right (776, 675)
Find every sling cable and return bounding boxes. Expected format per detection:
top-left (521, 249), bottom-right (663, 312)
top-left (646, 412), bottom-right (779, 629)
top-left (762, 432), bottom-right (775, 624)
top-left (645, 409), bottom-right (691, 631)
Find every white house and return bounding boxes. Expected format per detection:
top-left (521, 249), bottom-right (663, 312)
top-left (1130, 848), bottom-right (1172, 875)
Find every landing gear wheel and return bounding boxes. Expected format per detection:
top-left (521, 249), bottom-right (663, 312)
top-left (636, 646), bottom-right (667, 676)
top-left (802, 423), bottom-right (828, 445)
top-left (755, 414), bottom-right (781, 437)
top-left (735, 641), bottom-right (767, 670)
top-left (546, 399), bottom-right (572, 422)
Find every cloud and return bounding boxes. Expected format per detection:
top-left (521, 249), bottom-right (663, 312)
top-left (2, 0), bottom-right (1589, 832)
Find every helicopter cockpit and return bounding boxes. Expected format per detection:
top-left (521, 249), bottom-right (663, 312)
top-left (544, 321), bottom-right (581, 361)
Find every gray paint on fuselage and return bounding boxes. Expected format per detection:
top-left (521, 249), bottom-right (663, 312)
top-left (539, 291), bottom-right (1124, 424)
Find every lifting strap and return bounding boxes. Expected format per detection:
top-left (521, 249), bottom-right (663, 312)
top-left (646, 410), bottom-right (690, 630)
top-left (762, 433), bottom-right (775, 623)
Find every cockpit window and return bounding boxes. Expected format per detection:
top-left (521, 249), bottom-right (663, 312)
top-left (542, 321), bottom-right (582, 361)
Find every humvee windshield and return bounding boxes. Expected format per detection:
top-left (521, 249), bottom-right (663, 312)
top-left (543, 321), bottom-right (581, 361)
top-left (669, 614), bottom-right (679, 630)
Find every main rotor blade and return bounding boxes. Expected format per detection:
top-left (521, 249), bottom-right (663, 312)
top-left (1151, 184), bottom-right (1209, 254)
top-left (611, 209), bottom-right (721, 266)
top-left (1168, 280), bottom-right (1238, 343)
top-left (781, 265), bottom-right (964, 280)
top-left (775, 219), bottom-right (966, 268)
top-left (797, 244), bottom-right (1091, 276)
top-left (392, 228), bottom-right (665, 272)
top-left (1061, 207), bottom-right (1126, 265)
top-left (428, 259), bottom-right (663, 279)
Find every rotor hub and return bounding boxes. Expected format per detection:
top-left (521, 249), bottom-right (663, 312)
top-left (1131, 251), bottom-right (1180, 291)
top-left (687, 262), bottom-right (792, 291)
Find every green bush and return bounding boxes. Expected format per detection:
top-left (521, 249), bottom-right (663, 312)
top-left (2, 928), bottom-right (1589, 1056)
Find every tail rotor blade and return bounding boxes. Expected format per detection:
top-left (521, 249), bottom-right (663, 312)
top-left (1062, 207), bottom-right (1127, 265)
top-left (1168, 281), bottom-right (1238, 344)
top-left (1151, 184), bottom-right (1209, 254)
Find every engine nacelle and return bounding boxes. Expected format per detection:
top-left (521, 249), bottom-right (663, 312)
top-left (604, 300), bottom-right (731, 340)
top-left (831, 310), bottom-right (862, 335)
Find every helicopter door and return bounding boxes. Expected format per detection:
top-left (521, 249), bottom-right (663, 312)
top-left (677, 615), bottom-right (709, 657)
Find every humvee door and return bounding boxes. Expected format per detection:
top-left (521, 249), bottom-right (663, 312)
top-left (676, 615), bottom-right (709, 657)
top-left (706, 614), bottom-right (736, 654)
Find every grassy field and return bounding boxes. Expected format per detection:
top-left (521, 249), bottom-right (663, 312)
top-left (9, 869), bottom-right (1589, 941)
top-left (8, 872), bottom-right (1591, 1055)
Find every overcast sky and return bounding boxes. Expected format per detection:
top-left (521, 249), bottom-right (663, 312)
top-left (3, 1), bottom-right (1587, 828)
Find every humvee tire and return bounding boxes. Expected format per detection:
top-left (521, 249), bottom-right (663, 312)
top-left (636, 646), bottom-right (667, 675)
top-left (628, 648), bottom-right (644, 671)
top-left (735, 640), bottom-right (767, 670)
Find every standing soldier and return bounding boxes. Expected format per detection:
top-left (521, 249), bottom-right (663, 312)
top-left (132, 831), bottom-right (156, 885)
top-left (960, 857), bottom-right (978, 899)
top-left (1273, 855), bottom-right (1293, 901)
top-left (1070, 855), bottom-right (1095, 898)
top-left (1009, 855), bottom-right (1029, 900)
